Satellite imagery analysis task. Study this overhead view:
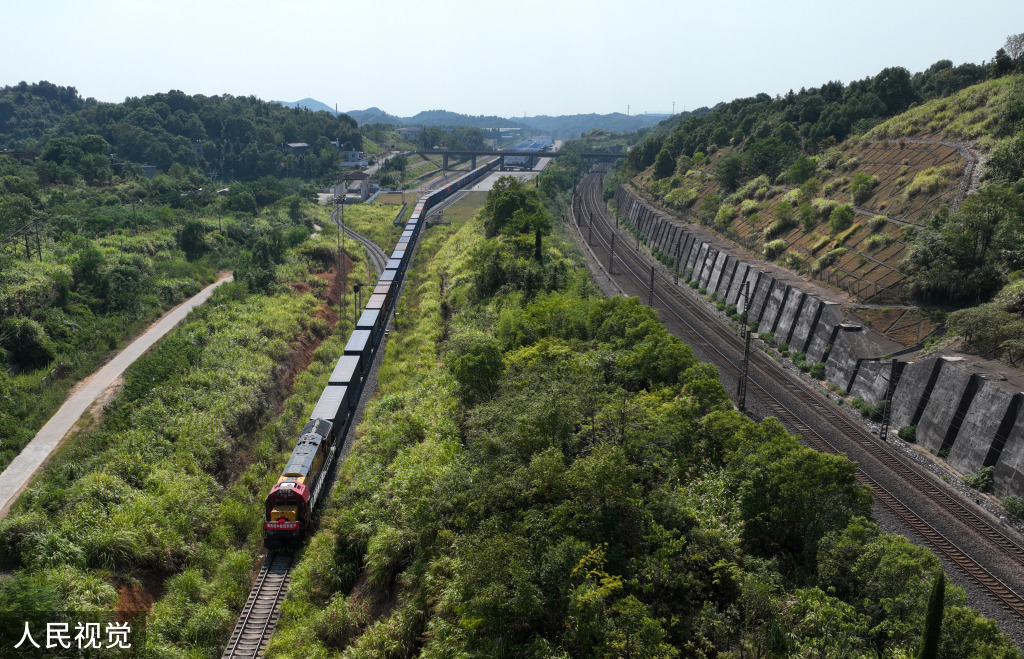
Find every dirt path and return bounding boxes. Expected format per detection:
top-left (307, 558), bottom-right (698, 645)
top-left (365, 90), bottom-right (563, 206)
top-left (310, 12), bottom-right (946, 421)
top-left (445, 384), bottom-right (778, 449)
top-left (0, 272), bottom-right (234, 518)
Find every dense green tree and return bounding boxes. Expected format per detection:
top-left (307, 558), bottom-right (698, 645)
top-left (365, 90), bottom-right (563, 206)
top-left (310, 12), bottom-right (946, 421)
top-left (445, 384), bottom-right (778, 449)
top-left (714, 152), bottom-right (744, 192)
top-left (178, 219), bottom-right (207, 261)
top-left (738, 440), bottom-right (871, 568)
top-left (874, 66), bottom-right (918, 115)
top-left (0, 317), bottom-right (56, 369)
top-left (448, 333), bottom-right (505, 406)
top-left (653, 148), bottom-right (675, 179)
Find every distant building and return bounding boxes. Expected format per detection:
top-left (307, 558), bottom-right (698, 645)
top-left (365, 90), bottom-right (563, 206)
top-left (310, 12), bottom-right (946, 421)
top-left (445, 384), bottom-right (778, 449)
top-left (396, 126), bottom-right (422, 139)
top-left (141, 165), bottom-right (158, 178)
top-left (280, 142), bottom-right (310, 154)
top-left (334, 170), bottom-right (371, 201)
top-left (339, 150), bottom-right (368, 167)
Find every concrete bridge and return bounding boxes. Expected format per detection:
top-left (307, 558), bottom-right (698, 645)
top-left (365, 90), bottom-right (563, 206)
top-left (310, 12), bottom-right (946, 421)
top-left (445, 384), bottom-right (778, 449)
top-left (415, 149), bottom-right (625, 171)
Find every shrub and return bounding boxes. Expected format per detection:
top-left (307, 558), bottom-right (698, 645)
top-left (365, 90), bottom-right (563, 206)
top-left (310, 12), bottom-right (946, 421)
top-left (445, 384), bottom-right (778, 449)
top-left (740, 199), bottom-right (760, 216)
top-left (851, 398), bottom-right (885, 420)
top-left (665, 186), bottom-right (698, 209)
top-left (714, 204), bottom-right (736, 229)
top-left (810, 362), bottom-right (825, 379)
top-left (897, 425), bottom-right (917, 442)
top-left (963, 466), bottom-right (994, 492)
top-left (1003, 495), bottom-right (1024, 519)
top-left (868, 215), bottom-right (888, 232)
top-left (851, 172), bottom-right (880, 204)
top-left (905, 165), bottom-right (956, 198)
top-left (865, 233), bottom-right (894, 251)
top-left (763, 239), bottom-right (787, 259)
top-left (828, 205), bottom-right (855, 235)
top-left (0, 317), bottom-right (56, 370)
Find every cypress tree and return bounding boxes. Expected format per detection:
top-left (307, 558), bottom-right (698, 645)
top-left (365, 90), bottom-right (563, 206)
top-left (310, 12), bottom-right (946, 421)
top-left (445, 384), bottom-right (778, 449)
top-left (534, 227), bottom-right (543, 263)
top-left (918, 571), bottom-right (945, 659)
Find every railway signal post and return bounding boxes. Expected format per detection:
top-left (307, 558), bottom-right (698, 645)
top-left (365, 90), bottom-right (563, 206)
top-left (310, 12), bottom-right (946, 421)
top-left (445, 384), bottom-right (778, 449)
top-left (609, 234), bottom-right (615, 274)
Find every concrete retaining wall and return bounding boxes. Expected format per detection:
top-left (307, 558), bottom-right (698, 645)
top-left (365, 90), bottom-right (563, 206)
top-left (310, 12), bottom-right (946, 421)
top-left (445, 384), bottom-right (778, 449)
top-left (614, 184), bottom-right (1024, 496)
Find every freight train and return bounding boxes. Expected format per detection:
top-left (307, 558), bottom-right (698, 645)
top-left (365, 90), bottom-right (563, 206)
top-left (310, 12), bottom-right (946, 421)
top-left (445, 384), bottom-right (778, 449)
top-left (264, 158), bottom-right (500, 550)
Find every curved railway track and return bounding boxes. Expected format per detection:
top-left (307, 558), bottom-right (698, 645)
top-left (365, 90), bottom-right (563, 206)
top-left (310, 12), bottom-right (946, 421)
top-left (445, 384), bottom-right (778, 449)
top-left (332, 205), bottom-right (389, 276)
top-left (222, 552), bottom-right (294, 659)
top-left (572, 170), bottom-right (1024, 620)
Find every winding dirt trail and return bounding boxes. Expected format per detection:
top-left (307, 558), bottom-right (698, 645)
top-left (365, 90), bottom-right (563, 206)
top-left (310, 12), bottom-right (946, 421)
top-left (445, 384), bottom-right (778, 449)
top-left (0, 272), bottom-right (234, 517)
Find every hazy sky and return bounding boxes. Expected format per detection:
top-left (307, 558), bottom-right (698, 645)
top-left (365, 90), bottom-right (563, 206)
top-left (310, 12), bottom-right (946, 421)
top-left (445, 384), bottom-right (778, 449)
top-left (2, 0), bottom-right (1021, 118)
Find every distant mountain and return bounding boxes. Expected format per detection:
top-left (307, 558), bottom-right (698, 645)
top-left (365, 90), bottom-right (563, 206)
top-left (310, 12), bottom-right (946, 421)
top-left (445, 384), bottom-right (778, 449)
top-left (277, 98), bottom-right (682, 137)
top-left (345, 107), bottom-right (404, 125)
top-left (274, 98), bottom-right (340, 115)
top-left (518, 113), bottom-right (670, 138)
top-left (345, 105), bottom-right (674, 137)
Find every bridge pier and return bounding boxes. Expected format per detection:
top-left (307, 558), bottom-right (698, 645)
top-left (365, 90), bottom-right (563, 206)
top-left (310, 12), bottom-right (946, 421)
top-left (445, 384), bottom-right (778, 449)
top-left (443, 154), bottom-right (449, 170)
top-left (471, 155), bottom-right (476, 169)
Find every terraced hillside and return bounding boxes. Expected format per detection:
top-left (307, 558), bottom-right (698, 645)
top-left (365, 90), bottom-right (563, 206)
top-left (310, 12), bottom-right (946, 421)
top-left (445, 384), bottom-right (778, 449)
top-left (629, 75), bottom-right (1022, 308)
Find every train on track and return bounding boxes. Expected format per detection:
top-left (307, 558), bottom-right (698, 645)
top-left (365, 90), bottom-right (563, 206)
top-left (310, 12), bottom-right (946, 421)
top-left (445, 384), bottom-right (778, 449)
top-left (263, 158), bottom-right (500, 551)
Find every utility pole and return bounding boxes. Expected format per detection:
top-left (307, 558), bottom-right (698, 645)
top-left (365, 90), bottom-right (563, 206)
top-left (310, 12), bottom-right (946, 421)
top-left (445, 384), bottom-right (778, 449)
top-left (648, 265), bottom-right (655, 306)
top-left (737, 280), bottom-right (752, 413)
top-left (587, 210), bottom-right (593, 246)
top-left (609, 234), bottom-right (615, 274)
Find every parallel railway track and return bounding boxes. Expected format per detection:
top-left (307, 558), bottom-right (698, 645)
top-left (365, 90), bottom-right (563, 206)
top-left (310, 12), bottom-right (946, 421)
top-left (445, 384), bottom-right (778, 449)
top-left (572, 170), bottom-right (1024, 619)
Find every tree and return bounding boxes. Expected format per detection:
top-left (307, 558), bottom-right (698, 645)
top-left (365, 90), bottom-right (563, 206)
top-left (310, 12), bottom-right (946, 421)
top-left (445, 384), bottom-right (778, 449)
top-left (786, 154), bottom-right (816, 185)
top-left (653, 148), bottom-right (675, 179)
top-left (448, 334), bottom-right (504, 406)
top-left (1006, 33), bottom-right (1024, 61)
top-left (918, 572), bottom-right (945, 659)
top-left (957, 185), bottom-right (1024, 265)
top-left (714, 153), bottom-right (744, 193)
top-left (738, 441), bottom-right (872, 567)
top-left (873, 67), bottom-right (918, 115)
top-left (992, 48), bottom-right (1015, 78)
top-left (179, 219), bottom-right (207, 261)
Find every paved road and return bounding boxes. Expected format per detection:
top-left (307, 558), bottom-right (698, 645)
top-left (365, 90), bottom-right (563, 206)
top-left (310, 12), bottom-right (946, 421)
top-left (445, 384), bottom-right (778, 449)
top-left (0, 272), bottom-right (234, 517)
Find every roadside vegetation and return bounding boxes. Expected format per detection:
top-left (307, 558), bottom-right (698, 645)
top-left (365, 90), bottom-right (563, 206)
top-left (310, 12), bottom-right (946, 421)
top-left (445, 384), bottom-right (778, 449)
top-left (0, 214), bottom-right (371, 656)
top-left (267, 172), bottom-right (1020, 657)
top-left (0, 151), bottom-right (331, 473)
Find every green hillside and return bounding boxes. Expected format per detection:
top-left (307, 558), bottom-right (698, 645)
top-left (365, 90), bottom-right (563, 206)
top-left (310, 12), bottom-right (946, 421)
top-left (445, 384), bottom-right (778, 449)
top-left (619, 50), bottom-right (1024, 357)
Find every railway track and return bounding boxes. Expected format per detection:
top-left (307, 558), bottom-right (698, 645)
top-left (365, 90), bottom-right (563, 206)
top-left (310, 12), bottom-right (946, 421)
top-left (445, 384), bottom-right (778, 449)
top-left (332, 205), bottom-right (389, 276)
top-left (572, 171), bottom-right (1024, 619)
top-left (222, 552), bottom-right (294, 659)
